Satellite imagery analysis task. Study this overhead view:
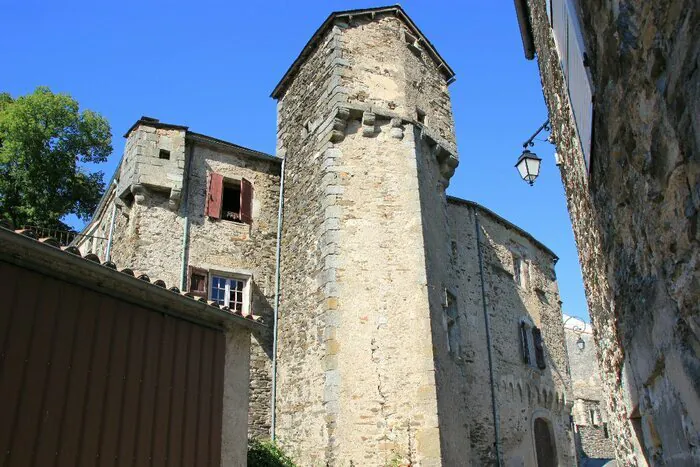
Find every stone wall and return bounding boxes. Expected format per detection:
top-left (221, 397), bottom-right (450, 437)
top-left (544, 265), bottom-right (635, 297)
top-left (341, 15), bottom-right (456, 148)
top-left (564, 317), bottom-right (616, 461)
top-left (447, 199), bottom-right (575, 466)
top-left (273, 19), bottom-right (343, 467)
top-left (116, 124), bottom-right (187, 207)
top-left (274, 9), bottom-right (459, 466)
top-left (524, 0), bottom-right (700, 464)
top-left (184, 140), bottom-right (280, 438)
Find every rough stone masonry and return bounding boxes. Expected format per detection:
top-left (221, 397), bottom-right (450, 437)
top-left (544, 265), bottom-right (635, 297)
top-left (518, 0), bottom-right (700, 465)
top-left (79, 5), bottom-right (581, 466)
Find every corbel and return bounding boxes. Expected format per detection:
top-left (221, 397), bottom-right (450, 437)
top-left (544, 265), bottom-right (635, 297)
top-left (330, 107), bottom-right (351, 143)
top-left (361, 110), bottom-right (376, 137)
top-left (131, 184), bottom-right (146, 204)
top-left (390, 117), bottom-right (404, 139)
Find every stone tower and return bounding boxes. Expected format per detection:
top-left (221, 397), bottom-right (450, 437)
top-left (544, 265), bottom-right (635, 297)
top-left (272, 6), bottom-right (462, 466)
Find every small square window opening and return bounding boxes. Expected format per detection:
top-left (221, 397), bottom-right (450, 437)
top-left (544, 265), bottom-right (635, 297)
top-left (416, 109), bottom-right (426, 124)
top-left (159, 149), bottom-right (171, 160)
top-left (191, 272), bottom-right (207, 294)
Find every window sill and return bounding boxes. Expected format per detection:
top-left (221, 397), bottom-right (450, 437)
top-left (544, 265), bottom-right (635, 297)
top-left (205, 217), bottom-right (252, 238)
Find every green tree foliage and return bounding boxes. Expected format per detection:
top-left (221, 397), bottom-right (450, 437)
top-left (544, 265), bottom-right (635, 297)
top-left (0, 87), bottom-right (112, 229)
top-left (247, 439), bottom-right (297, 467)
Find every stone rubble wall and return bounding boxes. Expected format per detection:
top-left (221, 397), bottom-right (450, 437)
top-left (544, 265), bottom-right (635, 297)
top-left (526, 0), bottom-right (700, 464)
top-left (447, 200), bottom-right (575, 466)
top-left (330, 119), bottom-right (443, 466)
top-left (413, 131), bottom-right (472, 466)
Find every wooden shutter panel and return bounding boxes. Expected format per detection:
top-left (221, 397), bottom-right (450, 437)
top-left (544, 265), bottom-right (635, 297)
top-left (520, 322), bottom-right (531, 364)
top-left (187, 266), bottom-right (208, 299)
top-left (240, 178), bottom-right (253, 225)
top-left (206, 173), bottom-right (224, 219)
top-left (533, 326), bottom-right (546, 369)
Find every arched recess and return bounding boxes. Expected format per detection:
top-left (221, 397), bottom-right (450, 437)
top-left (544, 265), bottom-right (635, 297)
top-left (532, 415), bottom-right (558, 467)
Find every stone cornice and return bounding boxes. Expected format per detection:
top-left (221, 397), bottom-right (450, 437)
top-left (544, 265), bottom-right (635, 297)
top-left (322, 104), bottom-right (460, 186)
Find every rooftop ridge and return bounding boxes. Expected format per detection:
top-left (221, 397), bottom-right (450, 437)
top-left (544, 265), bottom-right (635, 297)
top-left (446, 195), bottom-right (558, 262)
top-left (122, 116), bottom-right (278, 162)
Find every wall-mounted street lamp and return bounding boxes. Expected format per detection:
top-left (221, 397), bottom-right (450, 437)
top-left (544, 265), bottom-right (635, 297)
top-left (563, 315), bottom-right (588, 352)
top-left (516, 119), bottom-right (550, 186)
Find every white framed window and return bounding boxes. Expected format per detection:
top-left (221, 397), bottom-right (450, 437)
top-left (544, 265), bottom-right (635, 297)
top-left (209, 274), bottom-right (251, 313)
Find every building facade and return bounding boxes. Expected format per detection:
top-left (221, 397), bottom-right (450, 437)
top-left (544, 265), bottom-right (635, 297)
top-left (80, 5), bottom-right (576, 466)
top-left (515, 0), bottom-right (700, 465)
top-left (564, 315), bottom-right (616, 462)
top-left (77, 118), bottom-right (281, 438)
top-left (448, 199), bottom-right (575, 466)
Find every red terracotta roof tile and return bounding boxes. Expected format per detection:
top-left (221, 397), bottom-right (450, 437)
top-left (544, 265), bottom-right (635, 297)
top-left (0, 224), bottom-right (264, 325)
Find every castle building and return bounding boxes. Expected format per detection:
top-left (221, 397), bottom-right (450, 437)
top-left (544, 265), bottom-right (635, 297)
top-left (563, 315), bottom-right (616, 463)
top-left (79, 6), bottom-right (575, 465)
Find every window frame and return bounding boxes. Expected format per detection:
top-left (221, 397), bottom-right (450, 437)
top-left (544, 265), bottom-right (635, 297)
top-left (519, 319), bottom-right (546, 370)
top-left (187, 265), bottom-right (208, 299)
top-left (513, 253), bottom-right (530, 289)
top-left (221, 180), bottom-right (242, 222)
top-left (208, 271), bottom-right (252, 314)
top-left (205, 172), bottom-right (254, 225)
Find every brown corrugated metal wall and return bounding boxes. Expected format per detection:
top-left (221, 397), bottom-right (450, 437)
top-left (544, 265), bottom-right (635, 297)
top-left (0, 261), bottom-right (226, 467)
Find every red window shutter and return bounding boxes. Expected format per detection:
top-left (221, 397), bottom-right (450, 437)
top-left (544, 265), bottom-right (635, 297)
top-left (206, 173), bottom-right (224, 219)
top-left (187, 266), bottom-right (208, 299)
top-left (240, 178), bottom-right (253, 225)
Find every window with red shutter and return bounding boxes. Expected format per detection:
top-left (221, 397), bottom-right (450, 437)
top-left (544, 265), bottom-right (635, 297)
top-left (240, 178), bottom-right (253, 225)
top-left (222, 182), bottom-right (242, 222)
top-left (206, 173), bottom-right (224, 219)
top-left (206, 174), bottom-right (253, 224)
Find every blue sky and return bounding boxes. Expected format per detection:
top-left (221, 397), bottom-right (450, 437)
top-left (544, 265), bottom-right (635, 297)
top-left (2, 0), bottom-right (589, 321)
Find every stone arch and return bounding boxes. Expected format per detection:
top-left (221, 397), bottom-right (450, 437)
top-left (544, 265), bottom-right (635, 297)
top-left (533, 416), bottom-right (557, 467)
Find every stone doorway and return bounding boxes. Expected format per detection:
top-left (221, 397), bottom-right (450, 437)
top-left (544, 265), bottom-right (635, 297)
top-left (534, 417), bottom-right (557, 467)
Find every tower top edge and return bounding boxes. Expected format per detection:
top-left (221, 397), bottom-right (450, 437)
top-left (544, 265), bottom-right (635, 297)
top-left (270, 4), bottom-right (456, 100)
